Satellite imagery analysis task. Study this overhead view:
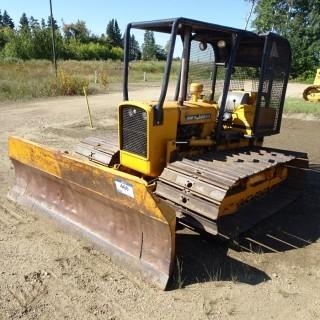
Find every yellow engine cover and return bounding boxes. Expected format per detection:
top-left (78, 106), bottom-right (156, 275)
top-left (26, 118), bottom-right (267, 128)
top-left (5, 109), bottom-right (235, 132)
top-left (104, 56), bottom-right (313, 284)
top-left (119, 100), bottom-right (218, 177)
top-left (119, 101), bottom-right (179, 177)
top-left (231, 104), bottom-right (255, 135)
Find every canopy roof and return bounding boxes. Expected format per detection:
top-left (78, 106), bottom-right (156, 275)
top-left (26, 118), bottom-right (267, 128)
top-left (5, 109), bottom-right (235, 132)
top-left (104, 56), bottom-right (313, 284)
top-left (130, 17), bottom-right (273, 66)
top-left (131, 17), bottom-right (258, 38)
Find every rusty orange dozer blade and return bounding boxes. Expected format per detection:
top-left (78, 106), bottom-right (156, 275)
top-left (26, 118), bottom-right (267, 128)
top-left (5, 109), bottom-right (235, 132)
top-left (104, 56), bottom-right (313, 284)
top-left (7, 136), bottom-right (176, 289)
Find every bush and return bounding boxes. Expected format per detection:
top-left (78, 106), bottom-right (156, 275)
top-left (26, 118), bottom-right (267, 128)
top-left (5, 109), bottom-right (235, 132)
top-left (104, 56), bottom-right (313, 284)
top-left (295, 69), bottom-right (317, 83)
top-left (51, 68), bottom-right (89, 96)
top-left (0, 56), bottom-right (24, 64)
top-left (64, 39), bottom-right (123, 61)
top-left (99, 70), bottom-right (108, 89)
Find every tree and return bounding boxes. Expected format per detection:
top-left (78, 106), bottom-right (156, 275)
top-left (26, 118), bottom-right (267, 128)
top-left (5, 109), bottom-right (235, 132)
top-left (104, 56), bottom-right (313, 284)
top-left (19, 13), bottom-right (29, 30)
top-left (63, 20), bottom-right (90, 43)
top-left (164, 40), bottom-right (170, 55)
top-left (0, 25), bottom-right (15, 50)
top-left (129, 34), bottom-right (141, 60)
top-left (0, 10), bottom-right (127, 61)
top-left (106, 19), bottom-right (115, 44)
top-left (2, 10), bottom-right (14, 29)
top-left (47, 15), bottom-right (59, 30)
top-left (141, 31), bottom-right (167, 61)
top-left (142, 30), bottom-right (156, 60)
top-left (41, 18), bottom-right (46, 29)
top-left (113, 20), bottom-right (122, 47)
top-left (30, 16), bottom-right (40, 30)
top-left (106, 19), bottom-right (122, 47)
top-left (155, 45), bottom-right (167, 61)
top-left (251, 0), bottom-right (320, 78)
top-left (32, 27), bottom-right (64, 59)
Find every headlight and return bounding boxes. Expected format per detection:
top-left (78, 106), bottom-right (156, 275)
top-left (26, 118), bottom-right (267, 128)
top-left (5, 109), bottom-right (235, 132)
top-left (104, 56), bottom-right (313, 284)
top-left (217, 40), bottom-right (226, 48)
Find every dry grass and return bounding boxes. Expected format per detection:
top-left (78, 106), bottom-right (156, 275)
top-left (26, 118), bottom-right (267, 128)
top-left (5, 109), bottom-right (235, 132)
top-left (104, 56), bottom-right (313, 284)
top-left (0, 59), bottom-right (179, 102)
top-left (0, 60), bottom-right (55, 100)
top-left (2, 59), bottom-right (319, 119)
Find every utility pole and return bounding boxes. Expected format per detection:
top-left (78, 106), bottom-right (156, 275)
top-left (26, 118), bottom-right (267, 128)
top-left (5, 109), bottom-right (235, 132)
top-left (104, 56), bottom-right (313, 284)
top-left (244, 0), bottom-right (256, 31)
top-left (49, 0), bottom-right (57, 78)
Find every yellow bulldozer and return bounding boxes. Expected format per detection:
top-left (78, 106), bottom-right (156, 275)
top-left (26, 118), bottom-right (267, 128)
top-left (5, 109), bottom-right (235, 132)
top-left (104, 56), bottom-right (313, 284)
top-left (8, 18), bottom-right (308, 289)
top-left (303, 68), bottom-right (320, 102)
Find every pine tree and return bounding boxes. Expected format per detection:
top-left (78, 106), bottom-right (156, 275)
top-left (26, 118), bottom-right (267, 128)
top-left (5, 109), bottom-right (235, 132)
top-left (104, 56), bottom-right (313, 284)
top-left (106, 19), bottom-right (122, 47)
top-left (155, 45), bottom-right (167, 61)
top-left (142, 31), bottom-right (156, 60)
top-left (41, 18), bottom-right (46, 29)
top-left (129, 34), bottom-right (141, 60)
top-left (30, 16), bottom-right (40, 30)
top-left (0, 10), bottom-right (3, 27)
top-left (3, 10), bottom-right (14, 29)
top-left (113, 19), bottom-right (122, 47)
top-left (106, 19), bottom-right (115, 45)
top-left (19, 13), bottom-right (29, 30)
top-left (47, 16), bottom-right (58, 30)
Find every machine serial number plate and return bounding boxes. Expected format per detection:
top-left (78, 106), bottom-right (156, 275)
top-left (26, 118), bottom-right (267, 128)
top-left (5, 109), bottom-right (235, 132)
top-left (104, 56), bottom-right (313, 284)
top-left (185, 113), bottom-right (211, 121)
top-left (115, 180), bottom-right (134, 198)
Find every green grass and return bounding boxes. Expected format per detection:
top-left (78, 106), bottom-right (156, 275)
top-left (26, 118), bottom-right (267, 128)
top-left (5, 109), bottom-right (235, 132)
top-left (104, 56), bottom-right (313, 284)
top-left (0, 59), bottom-right (179, 102)
top-left (284, 97), bottom-right (320, 116)
top-left (289, 78), bottom-right (314, 85)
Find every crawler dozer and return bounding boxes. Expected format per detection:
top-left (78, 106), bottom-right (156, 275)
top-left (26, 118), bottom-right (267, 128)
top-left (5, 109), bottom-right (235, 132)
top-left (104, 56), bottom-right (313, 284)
top-left (8, 18), bottom-right (308, 289)
top-left (303, 68), bottom-right (320, 102)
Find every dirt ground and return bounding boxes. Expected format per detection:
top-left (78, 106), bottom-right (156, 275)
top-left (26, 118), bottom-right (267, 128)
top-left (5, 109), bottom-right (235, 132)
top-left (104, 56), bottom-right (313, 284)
top-left (0, 85), bottom-right (319, 320)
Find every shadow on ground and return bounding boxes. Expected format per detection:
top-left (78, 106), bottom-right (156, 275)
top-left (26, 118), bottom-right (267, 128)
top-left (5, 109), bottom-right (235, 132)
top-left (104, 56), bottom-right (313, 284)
top-left (168, 232), bottom-right (270, 290)
top-left (234, 167), bottom-right (320, 253)
top-left (169, 167), bottom-right (320, 290)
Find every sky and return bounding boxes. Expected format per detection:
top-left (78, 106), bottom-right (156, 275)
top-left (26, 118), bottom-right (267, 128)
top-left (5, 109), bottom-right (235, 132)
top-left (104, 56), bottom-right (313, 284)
top-left (1, 0), bottom-right (255, 47)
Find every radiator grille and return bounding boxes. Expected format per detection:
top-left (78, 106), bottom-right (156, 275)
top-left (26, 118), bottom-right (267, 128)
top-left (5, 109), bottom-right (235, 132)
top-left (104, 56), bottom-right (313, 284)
top-left (121, 106), bottom-right (147, 157)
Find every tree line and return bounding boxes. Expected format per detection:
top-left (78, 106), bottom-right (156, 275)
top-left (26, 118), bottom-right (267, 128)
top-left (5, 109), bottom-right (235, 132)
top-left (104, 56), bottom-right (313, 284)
top-left (249, 0), bottom-right (320, 78)
top-left (0, 10), bottom-right (167, 62)
top-left (1, 3), bottom-right (319, 79)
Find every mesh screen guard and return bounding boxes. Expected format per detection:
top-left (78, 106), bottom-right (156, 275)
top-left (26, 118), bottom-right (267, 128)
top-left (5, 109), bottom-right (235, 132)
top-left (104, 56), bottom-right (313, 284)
top-left (188, 35), bottom-right (290, 137)
top-left (253, 35), bottom-right (291, 136)
top-left (188, 40), bottom-right (261, 102)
